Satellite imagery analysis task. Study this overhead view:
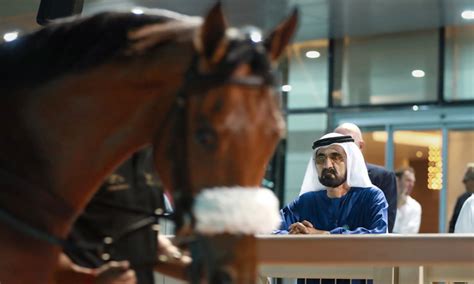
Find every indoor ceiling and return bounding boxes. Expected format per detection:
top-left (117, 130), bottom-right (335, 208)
top-left (1, 0), bottom-right (473, 42)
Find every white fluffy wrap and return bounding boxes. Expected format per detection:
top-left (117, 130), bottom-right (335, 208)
top-left (193, 187), bottom-right (281, 235)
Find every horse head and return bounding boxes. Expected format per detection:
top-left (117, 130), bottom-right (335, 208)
top-left (148, 4), bottom-right (298, 283)
top-left (151, 2), bottom-right (298, 231)
top-left (0, 3), bottom-right (297, 283)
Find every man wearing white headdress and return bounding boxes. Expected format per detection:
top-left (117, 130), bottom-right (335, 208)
top-left (275, 132), bottom-right (388, 235)
top-left (332, 123), bottom-right (397, 233)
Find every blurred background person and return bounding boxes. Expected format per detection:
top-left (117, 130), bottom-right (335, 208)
top-left (449, 164), bottom-right (474, 233)
top-left (55, 148), bottom-right (188, 284)
top-left (454, 193), bottom-right (474, 233)
top-left (393, 167), bottom-right (422, 234)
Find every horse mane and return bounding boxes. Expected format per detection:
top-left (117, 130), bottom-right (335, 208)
top-left (0, 10), bottom-right (199, 91)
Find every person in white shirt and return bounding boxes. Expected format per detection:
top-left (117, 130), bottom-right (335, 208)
top-left (393, 167), bottom-right (422, 233)
top-left (455, 194), bottom-right (474, 233)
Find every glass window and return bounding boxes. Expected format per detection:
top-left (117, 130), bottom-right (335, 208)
top-left (286, 40), bottom-right (329, 109)
top-left (284, 113), bottom-right (327, 205)
top-left (444, 26), bottom-right (474, 102)
top-left (393, 129), bottom-right (442, 233)
top-left (333, 30), bottom-right (439, 106)
top-left (361, 130), bottom-right (387, 167)
top-left (446, 129), bottom-right (474, 232)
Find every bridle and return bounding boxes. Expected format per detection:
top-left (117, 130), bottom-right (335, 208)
top-left (0, 34), bottom-right (278, 267)
top-left (165, 36), bottom-right (278, 232)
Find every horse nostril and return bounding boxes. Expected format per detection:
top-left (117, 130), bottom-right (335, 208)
top-left (195, 128), bottom-right (218, 150)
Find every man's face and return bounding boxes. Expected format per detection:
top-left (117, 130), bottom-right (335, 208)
top-left (398, 171), bottom-right (416, 197)
top-left (464, 180), bottom-right (474, 193)
top-left (463, 168), bottom-right (474, 193)
top-left (314, 144), bottom-right (347, 188)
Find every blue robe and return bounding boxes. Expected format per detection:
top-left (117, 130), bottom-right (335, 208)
top-left (276, 186), bottom-right (388, 235)
top-left (276, 187), bottom-right (387, 284)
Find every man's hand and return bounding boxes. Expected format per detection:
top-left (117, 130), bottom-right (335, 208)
top-left (55, 253), bottom-right (136, 284)
top-left (289, 220), bottom-right (329, 235)
top-left (93, 261), bottom-right (137, 284)
top-left (153, 235), bottom-right (191, 281)
top-left (157, 235), bottom-right (192, 265)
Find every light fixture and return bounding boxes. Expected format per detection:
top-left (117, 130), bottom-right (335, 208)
top-left (412, 105), bottom-right (419, 111)
top-left (131, 8), bottom-right (144, 15)
top-left (3, 31), bottom-right (19, 42)
top-left (461, 10), bottom-right (474, 20)
top-left (281, 85), bottom-right (292, 92)
top-left (428, 145), bottom-right (442, 190)
top-left (249, 31), bottom-right (262, 43)
top-left (411, 70), bottom-right (425, 78)
top-left (305, 50), bottom-right (320, 59)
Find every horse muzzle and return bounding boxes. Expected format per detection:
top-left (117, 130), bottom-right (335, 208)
top-left (188, 187), bottom-right (280, 284)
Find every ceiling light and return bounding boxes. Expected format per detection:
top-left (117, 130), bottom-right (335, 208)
top-left (411, 69), bottom-right (425, 78)
top-left (281, 85), bottom-right (292, 92)
top-left (412, 105), bottom-right (419, 111)
top-left (131, 8), bottom-right (144, 15)
top-left (305, 50), bottom-right (320, 58)
top-left (3, 31), bottom-right (18, 42)
top-left (461, 10), bottom-right (474, 20)
top-left (249, 31), bottom-right (262, 43)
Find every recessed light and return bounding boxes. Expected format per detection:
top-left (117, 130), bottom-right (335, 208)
top-left (411, 70), bottom-right (425, 78)
top-left (131, 8), bottom-right (144, 15)
top-left (305, 50), bottom-right (320, 58)
top-left (281, 85), bottom-right (292, 92)
top-left (412, 105), bottom-right (419, 111)
top-left (249, 31), bottom-right (262, 43)
top-left (3, 31), bottom-right (19, 42)
top-left (461, 10), bottom-right (474, 20)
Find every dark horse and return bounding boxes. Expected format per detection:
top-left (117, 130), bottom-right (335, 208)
top-left (0, 3), bottom-right (297, 283)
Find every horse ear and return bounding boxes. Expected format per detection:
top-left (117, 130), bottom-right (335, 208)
top-left (194, 2), bottom-right (228, 65)
top-left (264, 9), bottom-right (299, 62)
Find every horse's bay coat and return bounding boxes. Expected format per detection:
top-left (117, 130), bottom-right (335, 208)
top-left (0, 3), bottom-right (297, 283)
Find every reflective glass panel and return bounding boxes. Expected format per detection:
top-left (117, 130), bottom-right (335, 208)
top-left (393, 129), bottom-right (442, 233)
top-left (446, 129), bottom-right (474, 232)
top-left (287, 40), bottom-right (329, 109)
top-left (284, 113), bottom-right (327, 205)
top-left (333, 30), bottom-right (439, 106)
top-left (444, 26), bottom-right (474, 102)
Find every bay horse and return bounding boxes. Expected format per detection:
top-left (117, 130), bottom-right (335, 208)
top-left (0, 3), bottom-right (297, 283)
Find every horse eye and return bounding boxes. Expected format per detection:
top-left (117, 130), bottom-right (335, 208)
top-left (195, 127), bottom-right (217, 150)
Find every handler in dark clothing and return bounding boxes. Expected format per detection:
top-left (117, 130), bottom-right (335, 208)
top-left (449, 165), bottom-right (474, 233)
top-left (334, 123), bottom-right (398, 233)
top-left (56, 148), bottom-right (165, 284)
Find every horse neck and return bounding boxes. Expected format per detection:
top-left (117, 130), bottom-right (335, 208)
top-left (0, 41), bottom-right (194, 237)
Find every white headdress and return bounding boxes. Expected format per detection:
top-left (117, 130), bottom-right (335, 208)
top-left (299, 132), bottom-right (373, 195)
